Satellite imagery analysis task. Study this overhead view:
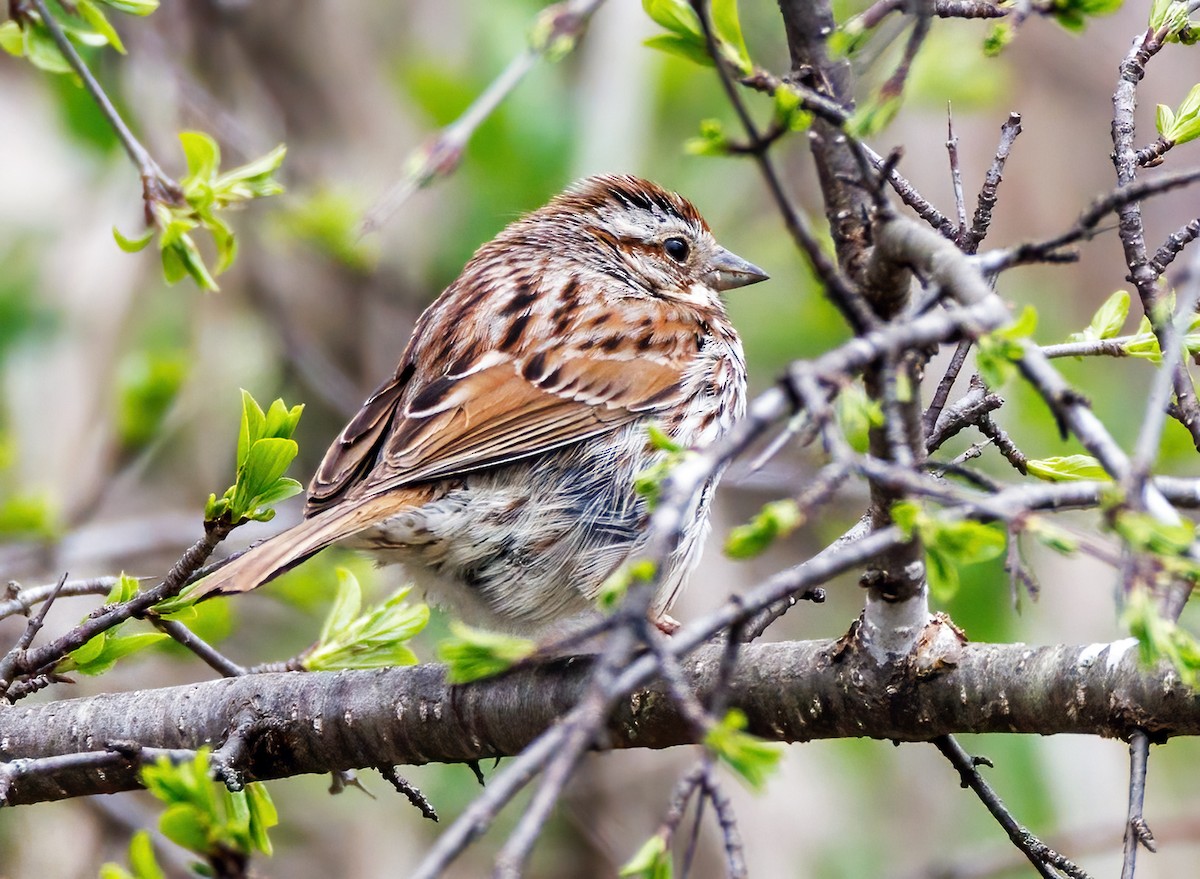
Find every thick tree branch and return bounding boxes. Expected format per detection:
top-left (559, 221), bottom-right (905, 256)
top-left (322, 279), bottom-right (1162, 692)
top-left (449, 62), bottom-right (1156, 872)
top-left (1, 637), bottom-right (1192, 807)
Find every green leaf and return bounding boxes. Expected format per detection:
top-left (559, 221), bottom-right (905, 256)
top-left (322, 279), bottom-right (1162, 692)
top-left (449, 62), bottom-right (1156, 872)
top-left (642, 0), bottom-right (703, 39)
top-left (1150, 0), bottom-right (1199, 42)
top-left (210, 144), bottom-right (286, 206)
top-left (773, 85), bottom-right (813, 132)
top-left (976, 305), bottom-right (1038, 387)
top-left (0, 21), bottom-right (24, 57)
top-left (21, 21), bottom-right (73, 74)
top-left (100, 831), bottom-right (165, 879)
top-left (1025, 517), bottom-right (1080, 555)
top-left (725, 499), bottom-right (803, 559)
top-left (107, 573), bottom-right (143, 603)
top-left (1157, 83), bottom-right (1200, 144)
top-left (436, 623), bottom-right (535, 684)
top-left (237, 390), bottom-right (267, 469)
top-left (77, 0), bottom-right (125, 53)
top-left (924, 520), bottom-right (1006, 601)
top-left (596, 558), bottom-right (658, 611)
top-left (890, 503), bottom-right (1006, 601)
top-left (705, 709), bottom-right (783, 791)
top-left (304, 576), bottom-right (429, 672)
top-left (180, 131), bottom-right (220, 182)
top-left (140, 750), bottom-right (276, 859)
top-left (244, 783), bottom-right (278, 855)
top-left (620, 832), bottom-right (673, 879)
top-left (836, 383), bottom-right (883, 453)
top-left (100, 0), bottom-right (159, 15)
top-left (113, 225), bottom-right (155, 252)
top-left (847, 94), bottom-right (902, 139)
top-left (60, 630), bottom-right (169, 675)
top-left (1026, 455), bottom-right (1113, 483)
top-left (982, 21), bottom-right (1015, 56)
top-left (1049, 0), bottom-right (1123, 32)
top-left (643, 32), bottom-right (713, 67)
top-left (684, 118), bottom-right (729, 157)
top-left (1066, 290), bottom-right (1130, 343)
top-left (159, 803), bottom-right (211, 853)
top-left (711, 0), bottom-right (751, 74)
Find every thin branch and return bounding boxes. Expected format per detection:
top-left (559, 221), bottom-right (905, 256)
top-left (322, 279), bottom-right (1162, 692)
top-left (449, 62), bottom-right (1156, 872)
top-left (964, 112), bottom-right (1023, 252)
top-left (947, 109), bottom-right (969, 239)
top-left (923, 339), bottom-right (975, 436)
top-left (361, 0), bottom-right (607, 234)
top-left (378, 766), bottom-right (439, 823)
top-left (935, 735), bottom-right (1091, 879)
top-left (1120, 731), bottom-right (1156, 879)
top-left (979, 165), bottom-right (1200, 275)
top-left (151, 618), bottom-right (247, 677)
top-left (692, 0), bottom-right (878, 333)
top-left (6, 521), bottom-right (232, 697)
top-left (0, 577), bottom-right (120, 621)
top-left (1150, 217), bottom-right (1200, 276)
top-left (26, 0), bottom-right (181, 211)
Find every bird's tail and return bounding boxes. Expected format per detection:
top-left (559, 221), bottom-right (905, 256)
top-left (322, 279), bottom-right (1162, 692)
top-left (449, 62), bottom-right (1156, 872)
top-left (188, 494), bottom-right (405, 601)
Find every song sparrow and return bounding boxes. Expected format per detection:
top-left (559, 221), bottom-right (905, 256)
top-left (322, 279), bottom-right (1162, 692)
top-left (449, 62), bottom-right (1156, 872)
top-left (192, 175), bottom-right (766, 635)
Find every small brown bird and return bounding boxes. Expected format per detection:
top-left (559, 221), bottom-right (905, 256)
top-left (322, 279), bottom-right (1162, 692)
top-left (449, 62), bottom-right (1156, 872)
top-left (192, 175), bottom-right (766, 635)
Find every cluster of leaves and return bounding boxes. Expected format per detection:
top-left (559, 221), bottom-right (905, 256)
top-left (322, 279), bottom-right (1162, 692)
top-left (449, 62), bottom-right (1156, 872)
top-left (57, 575), bottom-right (167, 676)
top-left (704, 708), bottom-right (783, 791)
top-left (686, 84), bottom-right (812, 157)
top-left (642, 0), bottom-right (750, 73)
top-left (1150, 0), bottom-right (1200, 43)
top-left (204, 391), bottom-right (303, 527)
top-left (1060, 289), bottom-right (1200, 362)
top-left (114, 133), bottom-right (286, 291)
top-left (101, 750), bottom-right (276, 878)
top-left (436, 623), bottom-right (535, 684)
top-left (1157, 83), bottom-right (1200, 146)
top-left (302, 570), bottom-right (429, 671)
top-left (984, 0), bottom-right (1121, 55)
top-left (892, 502), bottom-right (1006, 601)
top-left (0, 0), bottom-right (157, 73)
top-left (1124, 587), bottom-right (1200, 690)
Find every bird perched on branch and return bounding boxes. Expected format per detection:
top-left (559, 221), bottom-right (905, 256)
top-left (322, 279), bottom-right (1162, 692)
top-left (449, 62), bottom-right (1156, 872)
top-left (191, 175), bottom-right (766, 636)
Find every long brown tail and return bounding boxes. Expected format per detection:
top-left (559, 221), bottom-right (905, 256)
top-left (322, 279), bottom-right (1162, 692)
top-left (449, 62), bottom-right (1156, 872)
top-left (189, 494), bottom-right (405, 600)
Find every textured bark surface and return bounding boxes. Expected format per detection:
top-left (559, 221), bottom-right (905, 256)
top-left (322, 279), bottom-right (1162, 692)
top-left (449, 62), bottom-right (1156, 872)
top-left (3, 636), bottom-right (1195, 806)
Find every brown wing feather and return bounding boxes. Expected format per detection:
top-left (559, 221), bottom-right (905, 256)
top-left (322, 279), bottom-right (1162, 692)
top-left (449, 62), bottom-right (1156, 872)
top-left (355, 353), bottom-right (684, 493)
top-left (188, 489), bottom-right (432, 599)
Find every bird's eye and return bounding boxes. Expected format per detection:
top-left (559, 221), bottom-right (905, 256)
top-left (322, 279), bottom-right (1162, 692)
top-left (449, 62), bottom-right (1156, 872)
top-left (663, 237), bottom-right (690, 263)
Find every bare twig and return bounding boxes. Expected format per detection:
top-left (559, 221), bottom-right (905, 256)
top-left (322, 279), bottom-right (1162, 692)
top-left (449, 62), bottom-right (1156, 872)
top-left (0, 577), bottom-right (121, 621)
top-left (1120, 731), bottom-right (1156, 879)
top-left (361, 0), bottom-right (607, 234)
top-left (936, 735), bottom-right (1091, 879)
top-left (964, 112), bottom-right (1023, 252)
top-left (26, 0), bottom-right (181, 213)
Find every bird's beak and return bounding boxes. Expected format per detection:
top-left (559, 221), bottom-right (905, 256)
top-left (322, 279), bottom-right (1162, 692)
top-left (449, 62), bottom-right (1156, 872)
top-left (708, 247), bottom-right (769, 291)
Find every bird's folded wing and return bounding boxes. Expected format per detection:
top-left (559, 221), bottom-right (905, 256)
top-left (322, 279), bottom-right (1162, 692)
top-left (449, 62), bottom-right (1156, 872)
top-left (307, 347), bottom-right (689, 512)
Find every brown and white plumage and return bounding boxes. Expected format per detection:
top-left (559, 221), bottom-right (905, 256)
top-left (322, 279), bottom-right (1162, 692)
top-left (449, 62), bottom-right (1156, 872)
top-left (191, 175), bottom-right (766, 635)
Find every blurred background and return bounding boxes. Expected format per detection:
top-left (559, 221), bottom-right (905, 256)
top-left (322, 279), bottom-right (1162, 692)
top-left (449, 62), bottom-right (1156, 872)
top-left (2, 0), bottom-right (1200, 876)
